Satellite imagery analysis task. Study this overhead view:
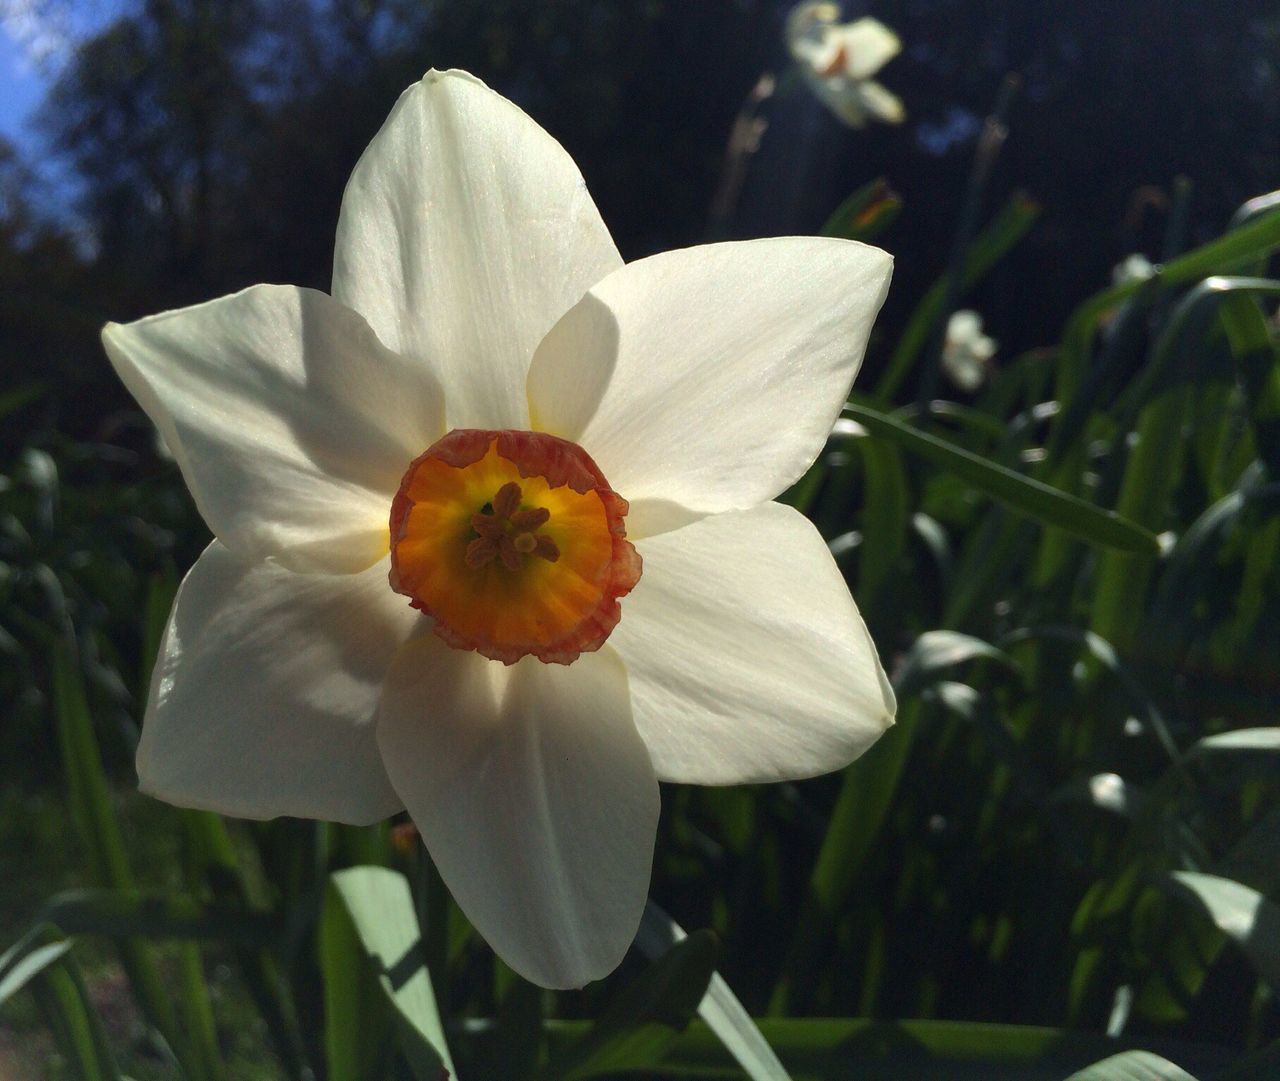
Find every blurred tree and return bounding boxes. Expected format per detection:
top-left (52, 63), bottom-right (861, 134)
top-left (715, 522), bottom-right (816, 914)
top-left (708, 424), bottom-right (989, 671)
top-left (7, 0), bottom-right (1278, 431)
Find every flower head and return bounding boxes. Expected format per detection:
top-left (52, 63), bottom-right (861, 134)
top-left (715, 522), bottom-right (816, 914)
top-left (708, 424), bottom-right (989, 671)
top-left (101, 70), bottom-right (895, 989)
top-left (1112, 252), bottom-right (1156, 286)
top-left (786, 2), bottom-right (906, 128)
top-left (942, 309), bottom-right (997, 392)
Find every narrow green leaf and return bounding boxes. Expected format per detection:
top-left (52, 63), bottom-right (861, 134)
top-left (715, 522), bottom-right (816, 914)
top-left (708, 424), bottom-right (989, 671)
top-left (775, 632), bottom-right (1012, 1012)
top-left (1111, 279), bottom-right (1280, 427)
top-left (27, 933), bottom-right (123, 1081)
top-left (320, 881), bottom-right (394, 1081)
top-left (537, 1018), bottom-right (1232, 1079)
top-left (538, 932), bottom-right (717, 1081)
top-left (821, 422), bottom-right (910, 611)
top-left (329, 867), bottom-right (454, 1079)
top-left (1167, 872), bottom-right (1280, 991)
top-left (1188, 729), bottom-right (1280, 756)
top-left (0, 927), bottom-right (74, 1005)
top-left (1064, 1050), bottom-right (1198, 1081)
top-left (1089, 383), bottom-right (1192, 651)
top-left (895, 630), bottom-right (1017, 697)
top-left (51, 645), bottom-right (196, 1072)
top-left (1053, 208), bottom-right (1280, 407)
top-left (820, 178), bottom-right (902, 242)
top-left (636, 903), bottom-right (790, 1081)
top-left (32, 888), bottom-right (279, 945)
top-left (845, 403), bottom-right (1158, 553)
top-left (1218, 290), bottom-right (1280, 475)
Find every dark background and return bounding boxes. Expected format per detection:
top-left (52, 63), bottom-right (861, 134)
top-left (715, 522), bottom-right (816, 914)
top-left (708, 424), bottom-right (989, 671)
top-left (3, 0), bottom-right (1279, 441)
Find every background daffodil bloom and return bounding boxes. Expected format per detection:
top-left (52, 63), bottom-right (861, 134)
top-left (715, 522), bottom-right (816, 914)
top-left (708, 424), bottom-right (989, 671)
top-left (786, 3), bottom-right (906, 128)
top-left (100, 69), bottom-right (896, 990)
top-left (941, 308), bottom-right (998, 392)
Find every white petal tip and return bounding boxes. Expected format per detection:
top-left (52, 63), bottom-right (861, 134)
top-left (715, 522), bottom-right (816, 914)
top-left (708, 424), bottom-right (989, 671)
top-left (421, 68), bottom-right (487, 89)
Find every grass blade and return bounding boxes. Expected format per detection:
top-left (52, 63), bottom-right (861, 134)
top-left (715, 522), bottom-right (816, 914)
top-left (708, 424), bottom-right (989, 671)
top-left (329, 866), bottom-right (454, 1079)
top-left (637, 903), bottom-right (790, 1081)
top-left (537, 932), bottom-right (717, 1081)
top-left (845, 402), bottom-right (1158, 553)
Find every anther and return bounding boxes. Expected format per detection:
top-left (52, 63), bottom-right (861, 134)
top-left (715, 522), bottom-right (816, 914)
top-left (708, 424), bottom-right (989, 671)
top-left (497, 534), bottom-right (522, 571)
top-left (493, 482), bottom-right (522, 520)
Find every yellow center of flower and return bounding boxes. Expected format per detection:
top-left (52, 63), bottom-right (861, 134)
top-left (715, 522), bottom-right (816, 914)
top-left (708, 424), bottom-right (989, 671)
top-left (388, 429), bottom-right (642, 665)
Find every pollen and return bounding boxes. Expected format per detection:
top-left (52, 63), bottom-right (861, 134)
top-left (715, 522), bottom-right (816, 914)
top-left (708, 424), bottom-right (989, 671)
top-left (388, 429), bottom-right (642, 665)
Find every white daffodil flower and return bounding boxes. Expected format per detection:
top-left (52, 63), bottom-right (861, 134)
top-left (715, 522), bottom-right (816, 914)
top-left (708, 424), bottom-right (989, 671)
top-left (1112, 252), bottom-right (1156, 286)
top-left (101, 70), bottom-right (896, 990)
top-left (786, 2), bottom-right (905, 128)
top-left (942, 309), bottom-right (997, 392)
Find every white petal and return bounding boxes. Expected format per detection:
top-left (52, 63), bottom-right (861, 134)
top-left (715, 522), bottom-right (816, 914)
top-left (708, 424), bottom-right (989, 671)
top-left (853, 80), bottom-right (906, 125)
top-left (947, 309), bottom-right (983, 343)
top-left (805, 71), bottom-right (870, 128)
top-left (527, 238), bottom-right (890, 533)
top-left (103, 285), bottom-right (444, 573)
top-left (332, 69), bottom-right (622, 431)
top-left (836, 18), bottom-right (902, 81)
top-left (138, 543), bottom-right (418, 823)
top-left (377, 639), bottom-right (658, 989)
top-left (610, 502), bottom-right (895, 784)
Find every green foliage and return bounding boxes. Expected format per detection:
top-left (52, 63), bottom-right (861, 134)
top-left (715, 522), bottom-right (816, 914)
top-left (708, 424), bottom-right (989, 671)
top-left (4, 7), bottom-right (1280, 1074)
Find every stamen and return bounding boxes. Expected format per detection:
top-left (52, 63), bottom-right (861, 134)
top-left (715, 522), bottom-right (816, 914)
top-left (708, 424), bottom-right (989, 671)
top-left (470, 512), bottom-right (505, 539)
top-left (510, 506), bottom-right (550, 531)
top-left (497, 534), bottom-right (522, 571)
top-left (466, 536), bottom-right (497, 569)
top-left (492, 481), bottom-right (522, 520)
top-left (467, 479), bottom-right (558, 569)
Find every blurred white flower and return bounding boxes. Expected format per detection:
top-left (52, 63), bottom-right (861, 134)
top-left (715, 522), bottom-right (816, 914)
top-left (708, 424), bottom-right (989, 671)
top-left (786, 2), bottom-right (906, 128)
top-left (942, 309), bottom-right (997, 392)
top-left (102, 70), bottom-right (896, 989)
top-left (1112, 253), bottom-right (1156, 286)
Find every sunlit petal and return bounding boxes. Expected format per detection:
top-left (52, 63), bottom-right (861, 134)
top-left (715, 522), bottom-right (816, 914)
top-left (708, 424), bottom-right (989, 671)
top-left (333, 69), bottom-right (622, 431)
top-left (103, 284), bottom-right (445, 572)
top-left (139, 543), bottom-right (417, 823)
top-left (611, 502), bottom-right (895, 784)
top-left (527, 237), bottom-right (891, 536)
top-left (377, 638), bottom-right (658, 988)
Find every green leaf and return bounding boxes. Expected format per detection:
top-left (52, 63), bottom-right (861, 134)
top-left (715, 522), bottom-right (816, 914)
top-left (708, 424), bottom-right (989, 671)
top-left (1064, 1050), bottom-right (1198, 1080)
top-left (0, 924), bottom-right (74, 1006)
top-left (537, 931), bottom-right (717, 1081)
top-left (820, 178), bottom-right (902, 242)
top-left (1111, 278), bottom-right (1280, 427)
top-left (1218, 290), bottom-right (1280, 475)
top-left (17, 927), bottom-right (124, 1081)
top-left (51, 645), bottom-right (205, 1075)
top-left (329, 866), bottom-right (454, 1079)
top-left (29, 888), bottom-right (280, 945)
top-left (821, 422), bottom-right (910, 612)
top-left (1188, 729), bottom-right (1280, 756)
top-left (539, 1018), bottom-right (1231, 1080)
top-left (895, 630), bottom-right (1017, 697)
top-left (320, 879), bottom-right (394, 1081)
top-left (1167, 872), bottom-right (1280, 991)
top-left (636, 904), bottom-right (790, 1081)
top-left (774, 631), bottom-right (1012, 1013)
top-left (1053, 208), bottom-right (1280, 407)
top-left (845, 403), bottom-right (1158, 553)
